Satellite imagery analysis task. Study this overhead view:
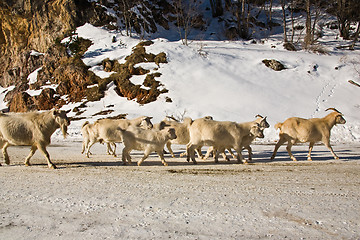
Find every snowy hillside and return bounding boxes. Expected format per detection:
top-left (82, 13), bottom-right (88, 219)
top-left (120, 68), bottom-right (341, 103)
top-left (50, 22), bottom-right (359, 144)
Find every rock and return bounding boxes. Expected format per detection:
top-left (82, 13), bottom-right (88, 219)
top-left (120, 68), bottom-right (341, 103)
top-left (8, 92), bottom-right (35, 112)
top-left (53, 57), bottom-right (99, 103)
top-left (1, 1), bottom-right (175, 112)
top-left (283, 42), bottom-right (297, 51)
top-left (35, 88), bottom-right (59, 110)
top-left (0, 0), bottom-right (111, 88)
top-left (262, 59), bottom-right (286, 71)
top-left (101, 42), bottom-right (168, 105)
top-left (154, 52), bottom-right (168, 66)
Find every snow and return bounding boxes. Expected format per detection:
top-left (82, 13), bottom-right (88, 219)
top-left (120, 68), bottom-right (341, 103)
top-left (75, 23), bottom-right (138, 66)
top-left (30, 50), bottom-right (44, 56)
top-left (27, 67), bottom-right (42, 85)
top-left (0, 86), bottom-right (14, 111)
top-left (25, 83), bottom-right (59, 97)
top-left (52, 23), bottom-right (359, 144)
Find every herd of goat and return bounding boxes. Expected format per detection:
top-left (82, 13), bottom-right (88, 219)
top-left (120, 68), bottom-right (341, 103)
top-left (0, 107), bottom-right (346, 169)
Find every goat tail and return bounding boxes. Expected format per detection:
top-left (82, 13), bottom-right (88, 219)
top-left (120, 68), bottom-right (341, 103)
top-left (82, 121), bottom-right (90, 129)
top-left (274, 122), bottom-right (283, 130)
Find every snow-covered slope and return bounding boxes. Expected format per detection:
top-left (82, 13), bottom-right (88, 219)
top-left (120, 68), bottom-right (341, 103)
top-left (54, 23), bottom-right (359, 143)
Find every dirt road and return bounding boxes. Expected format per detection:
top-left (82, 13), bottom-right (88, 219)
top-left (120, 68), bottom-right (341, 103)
top-left (1, 142), bottom-right (359, 239)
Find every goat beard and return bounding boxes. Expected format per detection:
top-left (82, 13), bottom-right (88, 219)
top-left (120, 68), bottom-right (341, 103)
top-left (60, 125), bottom-right (68, 139)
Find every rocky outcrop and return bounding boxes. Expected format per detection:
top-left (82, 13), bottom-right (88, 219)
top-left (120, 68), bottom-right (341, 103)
top-left (106, 41), bottom-right (169, 105)
top-left (262, 59), bottom-right (286, 71)
top-left (5, 38), bottom-right (101, 111)
top-left (0, 0), bottom-right (112, 86)
top-left (8, 92), bottom-right (34, 112)
top-left (0, 0), bottom-right (114, 111)
top-left (0, 0), bottom-right (174, 112)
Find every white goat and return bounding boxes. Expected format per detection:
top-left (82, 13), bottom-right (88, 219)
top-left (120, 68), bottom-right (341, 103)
top-left (186, 118), bottom-right (264, 164)
top-left (82, 116), bottom-right (153, 157)
top-left (121, 126), bottom-right (177, 166)
top-left (155, 116), bottom-right (214, 158)
top-left (203, 115), bottom-right (270, 162)
top-left (81, 121), bottom-right (115, 156)
top-left (0, 109), bottom-right (70, 169)
top-left (271, 108), bottom-right (346, 161)
top-left (155, 117), bottom-right (193, 157)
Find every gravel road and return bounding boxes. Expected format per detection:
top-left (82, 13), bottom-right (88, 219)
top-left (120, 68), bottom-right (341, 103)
top-left (1, 142), bottom-right (359, 239)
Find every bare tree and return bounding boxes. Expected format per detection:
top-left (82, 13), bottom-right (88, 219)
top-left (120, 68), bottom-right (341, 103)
top-left (304, 0), bottom-right (312, 48)
top-left (336, 0), bottom-right (351, 39)
top-left (231, 0), bottom-right (250, 39)
top-left (268, 0), bottom-right (273, 24)
top-left (351, 22), bottom-right (360, 49)
top-left (174, 0), bottom-right (202, 45)
top-left (289, 0), bottom-right (296, 42)
top-left (120, 0), bottom-right (136, 37)
top-left (281, 0), bottom-right (288, 42)
top-left (326, 0), bottom-right (360, 41)
top-left (224, 0), bottom-right (232, 10)
top-left (209, 0), bottom-right (223, 17)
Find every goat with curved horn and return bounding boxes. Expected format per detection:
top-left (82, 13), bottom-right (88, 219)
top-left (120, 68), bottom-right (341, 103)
top-left (271, 109), bottom-right (346, 161)
top-left (325, 108), bottom-right (342, 114)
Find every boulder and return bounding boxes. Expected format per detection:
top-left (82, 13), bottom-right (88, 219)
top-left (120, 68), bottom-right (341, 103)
top-left (262, 59), bottom-right (286, 71)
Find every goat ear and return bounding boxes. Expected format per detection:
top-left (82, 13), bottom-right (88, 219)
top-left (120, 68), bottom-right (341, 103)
top-left (159, 121), bottom-right (168, 130)
top-left (52, 109), bottom-right (59, 116)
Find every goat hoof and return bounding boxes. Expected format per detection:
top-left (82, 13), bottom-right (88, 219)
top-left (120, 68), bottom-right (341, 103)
top-left (49, 164), bottom-right (57, 169)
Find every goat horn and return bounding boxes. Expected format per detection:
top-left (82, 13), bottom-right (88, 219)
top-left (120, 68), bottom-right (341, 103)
top-left (255, 114), bottom-right (264, 118)
top-left (166, 115), bottom-right (179, 122)
top-left (325, 108), bottom-right (342, 114)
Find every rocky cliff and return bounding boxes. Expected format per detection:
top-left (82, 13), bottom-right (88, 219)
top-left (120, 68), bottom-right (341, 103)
top-left (0, 0), bottom-right (201, 112)
top-left (0, 0), bottom-right (116, 111)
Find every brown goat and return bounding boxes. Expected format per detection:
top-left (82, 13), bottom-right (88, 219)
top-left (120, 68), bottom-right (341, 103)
top-left (271, 108), bottom-right (346, 161)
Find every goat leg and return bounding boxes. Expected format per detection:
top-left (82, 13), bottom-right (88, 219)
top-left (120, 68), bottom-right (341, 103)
top-left (307, 142), bottom-right (315, 161)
